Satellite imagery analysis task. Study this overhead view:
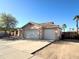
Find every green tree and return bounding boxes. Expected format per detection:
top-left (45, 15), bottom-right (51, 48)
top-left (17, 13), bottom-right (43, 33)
top-left (73, 15), bottom-right (79, 33)
top-left (62, 24), bottom-right (67, 32)
top-left (0, 13), bottom-right (17, 34)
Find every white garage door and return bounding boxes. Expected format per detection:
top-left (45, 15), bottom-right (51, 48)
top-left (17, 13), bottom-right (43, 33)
top-left (24, 30), bottom-right (39, 39)
top-left (44, 29), bottom-right (56, 40)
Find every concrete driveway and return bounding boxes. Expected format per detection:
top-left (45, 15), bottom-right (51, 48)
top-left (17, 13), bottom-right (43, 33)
top-left (8, 40), bottom-right (50, 53)
top-left (0, 39), bottom-right (50, 59)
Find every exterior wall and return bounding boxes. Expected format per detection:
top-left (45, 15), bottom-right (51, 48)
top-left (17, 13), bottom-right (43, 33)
top-left (52, 28), bottom-right (62, 40)
top-left (57, 28), bottom-right (62, 39)
top-left (22, 24), bottom-right (42, 39)
top-left (22, 24), bottom-right (32, 38)
top-left (22, 23), bottom-right (62, 40)
top-left (38, 28), bottom-right (43, 39)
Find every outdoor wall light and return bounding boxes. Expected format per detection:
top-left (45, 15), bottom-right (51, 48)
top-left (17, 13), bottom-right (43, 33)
top-left (55, 30), bottom-right (58, 33)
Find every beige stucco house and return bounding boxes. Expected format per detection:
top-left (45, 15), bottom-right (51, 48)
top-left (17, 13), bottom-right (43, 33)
top-left (21, 22), bottom-right (62, 41)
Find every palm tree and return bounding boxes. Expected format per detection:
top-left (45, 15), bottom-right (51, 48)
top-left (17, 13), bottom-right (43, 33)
top-left (73, 15), bottom-right (79, 33)
top-left (0, 13), bottom-right (17, 34)
top-left (62, 24), bottom-right (67, 32)
top-left (72, 28), bottom-right (74, 31)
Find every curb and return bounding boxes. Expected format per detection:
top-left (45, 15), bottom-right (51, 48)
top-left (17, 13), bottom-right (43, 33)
top-left (31, 41), bottom-right (55, 54)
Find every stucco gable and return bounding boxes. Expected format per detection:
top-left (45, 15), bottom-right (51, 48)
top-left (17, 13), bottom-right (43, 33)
top-left (22, 22), bottom-right (42, 30)
top-left (22, 22), bottom-right (61, 30)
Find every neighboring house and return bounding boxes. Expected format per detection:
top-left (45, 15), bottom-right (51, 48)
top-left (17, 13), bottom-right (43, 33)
top-left (10, 28), bottom-right (22, 37)
top-left (0, 28), bottom-right (22, 38)
top-left (21, 22), bottom-right (62, 41)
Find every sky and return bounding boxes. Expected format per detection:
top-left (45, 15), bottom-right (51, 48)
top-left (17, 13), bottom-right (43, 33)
top-left (0, 0), bottom-right (79, 31)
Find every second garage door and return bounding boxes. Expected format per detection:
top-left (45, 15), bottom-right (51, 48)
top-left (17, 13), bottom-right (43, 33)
top-left (44, 29), bottom-right (56, 40)
top-left (24, 29), bottom-right (39, 39)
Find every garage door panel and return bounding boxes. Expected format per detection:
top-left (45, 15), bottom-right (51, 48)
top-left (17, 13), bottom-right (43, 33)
top-left (24, 30), bottom-right (39, 39)
top-left (44, 29), bottom-right (56, 40)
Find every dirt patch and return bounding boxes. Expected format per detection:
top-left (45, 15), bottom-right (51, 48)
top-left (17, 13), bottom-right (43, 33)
top-left (33, 41), bottom-right (79, 59)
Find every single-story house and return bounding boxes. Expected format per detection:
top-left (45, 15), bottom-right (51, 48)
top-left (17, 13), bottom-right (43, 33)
top-left (21, 22), bottom-right (62, 41)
